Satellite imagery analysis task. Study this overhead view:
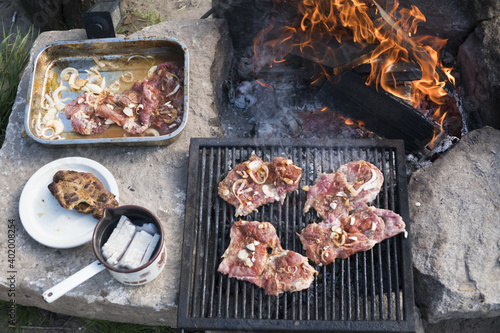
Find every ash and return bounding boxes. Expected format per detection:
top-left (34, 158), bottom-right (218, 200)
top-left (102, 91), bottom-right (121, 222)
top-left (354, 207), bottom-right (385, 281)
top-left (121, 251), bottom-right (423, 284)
top-left (219, 47), bottom-right (376, 141)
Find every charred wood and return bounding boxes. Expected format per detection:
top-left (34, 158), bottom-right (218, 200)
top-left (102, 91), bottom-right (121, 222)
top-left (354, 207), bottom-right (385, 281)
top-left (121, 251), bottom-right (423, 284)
top-left (354, 60), bottom-right (422, 82)
top-left (316, 71), bottom-right (437, 153)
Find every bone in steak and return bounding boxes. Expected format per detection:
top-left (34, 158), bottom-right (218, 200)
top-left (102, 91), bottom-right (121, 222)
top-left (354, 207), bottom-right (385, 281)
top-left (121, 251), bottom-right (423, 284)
top-left (64, 62), bottom-right (184, 136)
top-left (218, 220), bottom-right (317, 296)
top-left (48, 170), bottom-right (119, 219)
top-left (300, 160), bottom-right (406, 266)
top-left (218, 154), bottom-right (302, 217)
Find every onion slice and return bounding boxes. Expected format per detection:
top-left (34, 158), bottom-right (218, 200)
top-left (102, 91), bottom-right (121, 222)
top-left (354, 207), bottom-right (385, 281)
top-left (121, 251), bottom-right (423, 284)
top-left (92, 56), bottom-right (106, 68)
top-left (120, 72), bottom-right (134, 83)
top-left (144, 128), bottom-right (160, 137)
top-left (52, 86), bottom-right (71, 111)
top-left (165, 83), bottom-right (180, 97)
top-left (85, 67), bottom-right (102, 85)
top-left (147, 65), bottom-right (157, 79)
top-left (69, 73), bottom-right (86, 90)
top-left (248, 164), bottom-right (269, 185)
top-left (60, 67), bottom-right (78, 81)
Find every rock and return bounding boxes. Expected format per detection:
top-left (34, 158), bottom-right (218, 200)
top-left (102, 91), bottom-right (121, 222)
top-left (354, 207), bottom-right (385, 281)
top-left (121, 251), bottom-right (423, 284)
top-left (408, 126), bottom-right (500, 323)
top-left (423, 315), bottom-right (500, 333)
top-left (398, 0), bottom-right (475, 51)
top-left (213, 0), bottom-right (276, 50)
top-left (0, 18), bottom-right (230, 326)
top-left (20, 0), bottom-right (98, 31)
top-left (458, 17), bottom-right (500, 130)
top-left (398, 0), bottom-right (500, 51)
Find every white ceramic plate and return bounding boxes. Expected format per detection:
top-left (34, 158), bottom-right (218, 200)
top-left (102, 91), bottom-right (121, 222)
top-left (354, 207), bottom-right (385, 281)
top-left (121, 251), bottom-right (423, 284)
top-left (19, 157), bottom-right (119, 248)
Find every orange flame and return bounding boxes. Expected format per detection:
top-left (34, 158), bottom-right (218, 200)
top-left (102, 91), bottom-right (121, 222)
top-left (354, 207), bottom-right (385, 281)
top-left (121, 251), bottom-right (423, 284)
top-left (256, 80), bottom-right (274, 90)
top-left (427, 108), bottom-right (447, 149)
top-left (253, 0), bottom-right (455, 130)
top-left (339, 114), bottom-right (366, 129)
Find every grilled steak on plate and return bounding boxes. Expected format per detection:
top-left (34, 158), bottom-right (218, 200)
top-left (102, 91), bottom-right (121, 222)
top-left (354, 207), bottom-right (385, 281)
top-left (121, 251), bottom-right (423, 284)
top-left (48, 170), bottom-right (119, 219)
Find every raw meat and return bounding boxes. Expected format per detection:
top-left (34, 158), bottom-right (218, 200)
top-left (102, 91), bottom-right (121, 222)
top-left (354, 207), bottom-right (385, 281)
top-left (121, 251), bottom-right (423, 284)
top-left (337, 160), bottom-right (384, 208)
top-left (299, 160), bottom-right (406, 266)
top-left (303, 160), bottom-right (384, 219)
top-left (300, 206), bottom-right (394, 266)
top-left (260, 249), bottom-right (317, 296)
top-left (218, 220), bottom-right (317, 296)
top-left (218, 220), bottom-right (280, 286)
top-left (63, 61), bottom-right (184, 136)
top-left (218, 155), bottom-right (302, 217)
top-left (302, 172), bottom-right (350, 223)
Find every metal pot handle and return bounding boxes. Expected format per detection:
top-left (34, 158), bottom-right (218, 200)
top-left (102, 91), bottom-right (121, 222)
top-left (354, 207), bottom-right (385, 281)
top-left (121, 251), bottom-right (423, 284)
top-left (42, 260), bottom-right (106, 303)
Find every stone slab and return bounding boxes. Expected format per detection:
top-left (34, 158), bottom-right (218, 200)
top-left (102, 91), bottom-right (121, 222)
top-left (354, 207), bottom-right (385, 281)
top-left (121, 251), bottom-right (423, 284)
top-left (409, 126), bottom-right (500, 323)
top-left (0, 18), bottom-right (231, 326)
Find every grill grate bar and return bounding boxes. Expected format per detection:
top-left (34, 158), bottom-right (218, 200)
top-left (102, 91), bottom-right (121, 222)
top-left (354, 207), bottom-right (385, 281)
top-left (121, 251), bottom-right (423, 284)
top-left (178, 138), bottom-right (415, 332)
top-left (190, 146), bottom-right (205, 318)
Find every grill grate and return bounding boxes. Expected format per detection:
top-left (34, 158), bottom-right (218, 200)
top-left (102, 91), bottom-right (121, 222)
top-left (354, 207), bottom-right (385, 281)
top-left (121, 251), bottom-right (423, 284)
top-left (178, 138), bottom-right (415, 332)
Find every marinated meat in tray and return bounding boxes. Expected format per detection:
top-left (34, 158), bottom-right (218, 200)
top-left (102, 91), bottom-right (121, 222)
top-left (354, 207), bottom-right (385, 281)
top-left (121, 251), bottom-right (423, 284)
top-left (218, 220), bottom-right (317, 296)
top-left (218, 154), bottom-right (302, 217)
top-left (300, 160), bottom-right (406, 266)
top-left (64, 62), bottom-right (184, 136)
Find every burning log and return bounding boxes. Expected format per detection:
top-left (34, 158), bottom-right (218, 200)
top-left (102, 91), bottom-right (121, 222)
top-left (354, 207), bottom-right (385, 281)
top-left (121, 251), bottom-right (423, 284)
top-left (290, 39), bottom-right (375, 71)
top-left (354, 60), bottom-right (422, 82)
top-left (290, 40), bottom-right (422, 83)
top-left (370, 0), bottom-right (454, 95)
top-left (316, 71), bottom-right (437, 153)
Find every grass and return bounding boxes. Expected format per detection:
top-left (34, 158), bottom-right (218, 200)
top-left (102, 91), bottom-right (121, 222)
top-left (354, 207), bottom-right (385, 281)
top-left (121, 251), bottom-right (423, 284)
top-left (0, 300), bottom-right (175, 332)
top-left (0, 22), bottom-right (33, 147)
top-left (117, 8), bottom-right (164, 34)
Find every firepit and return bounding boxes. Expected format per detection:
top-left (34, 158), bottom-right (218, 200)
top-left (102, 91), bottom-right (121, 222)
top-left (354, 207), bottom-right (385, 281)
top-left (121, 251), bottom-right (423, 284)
top-left (212, 0), bottom-right (469, 163)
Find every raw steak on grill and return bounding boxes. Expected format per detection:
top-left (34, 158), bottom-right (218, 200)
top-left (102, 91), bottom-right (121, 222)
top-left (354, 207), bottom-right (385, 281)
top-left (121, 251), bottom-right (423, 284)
top-left (337, 160), bottom-right (384, 208)
top-left (260, 249), bottom-right (317, 296)
top-left (218, 155), bottom-right (302, 217)
top-left (300, 206), bottom-right (406, 266)
top-left (218, 221), bottom-right (281, 286)
top-left (218, 220), bottom-right (317, 296)
top-left (303, 160), bottom-right (384, 219)
top-left (299, 160), bottom-right (406, 266)
top-left (302, 172), bottom-right (350, 223)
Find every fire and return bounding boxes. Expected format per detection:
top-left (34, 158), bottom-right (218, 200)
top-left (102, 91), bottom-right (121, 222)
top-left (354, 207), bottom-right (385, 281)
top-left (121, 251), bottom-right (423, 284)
top-left (256, 80), bottom-right (274, 90)
top-left (340, 114), bottom-right (366, 129)
top-left (253, 0), bottom-right (455, 130)
top-left (427, 107), bottom-right (448, 149)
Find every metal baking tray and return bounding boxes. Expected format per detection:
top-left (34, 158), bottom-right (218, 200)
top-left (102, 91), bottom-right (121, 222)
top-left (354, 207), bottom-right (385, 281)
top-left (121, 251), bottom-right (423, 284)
top-left (178, 137), bottom-right (415, 332)
top-left (24, 36), bottom-right (188, 146)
